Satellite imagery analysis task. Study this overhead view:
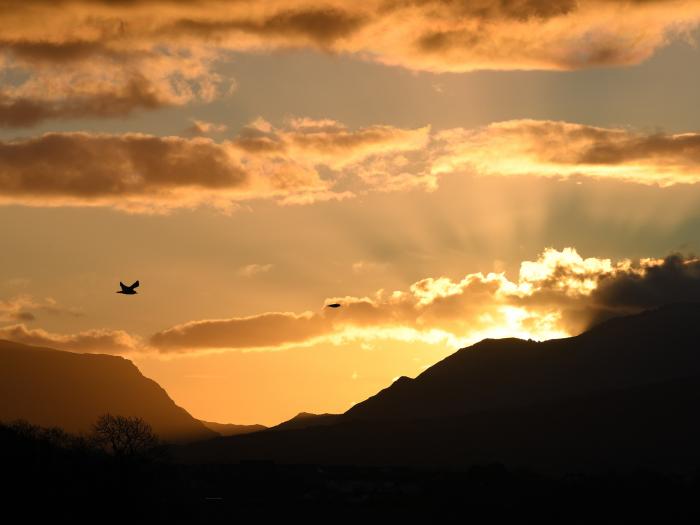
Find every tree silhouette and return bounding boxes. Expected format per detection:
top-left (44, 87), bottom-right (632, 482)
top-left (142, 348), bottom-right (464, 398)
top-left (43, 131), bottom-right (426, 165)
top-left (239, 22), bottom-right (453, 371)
top-left (92, 414), bottom-right (158, 457)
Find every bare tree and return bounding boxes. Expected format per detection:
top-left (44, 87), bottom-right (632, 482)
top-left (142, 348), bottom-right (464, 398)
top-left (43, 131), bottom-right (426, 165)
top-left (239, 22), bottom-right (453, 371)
top-left (92, 414), bottom-right (159, 457)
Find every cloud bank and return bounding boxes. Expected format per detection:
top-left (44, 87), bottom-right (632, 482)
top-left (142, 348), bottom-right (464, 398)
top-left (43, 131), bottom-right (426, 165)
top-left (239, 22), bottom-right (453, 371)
top-left (3, 118), bottom-right (700, 212)
top-left (3, 247), bottom-right (699, 355)
top-left (1, 0), bottom-right (699, 125)
top-left (148, 248), bottom-right (700, 354)
top-left (0, 119), bottom-right (429, 212)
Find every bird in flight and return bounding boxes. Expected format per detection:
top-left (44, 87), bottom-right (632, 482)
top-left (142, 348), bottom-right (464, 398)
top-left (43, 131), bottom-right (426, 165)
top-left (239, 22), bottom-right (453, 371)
top-left (326, 303), bottom-right (341, 308)
top-left (117, 280), bottom-right (140, 295)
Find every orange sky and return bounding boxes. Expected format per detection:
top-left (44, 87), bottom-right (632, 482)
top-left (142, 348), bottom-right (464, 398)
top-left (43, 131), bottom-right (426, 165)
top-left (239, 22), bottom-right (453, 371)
top-left (3, 0), bottom-right (700, 425)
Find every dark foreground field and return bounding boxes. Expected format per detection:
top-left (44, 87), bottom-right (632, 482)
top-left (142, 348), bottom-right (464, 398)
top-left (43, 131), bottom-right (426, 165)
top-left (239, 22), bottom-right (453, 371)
top-left (4, 421), bottom-right (700, 522)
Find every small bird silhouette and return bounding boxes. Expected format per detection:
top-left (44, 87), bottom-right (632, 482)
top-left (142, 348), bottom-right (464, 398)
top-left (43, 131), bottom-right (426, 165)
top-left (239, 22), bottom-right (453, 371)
top-left (326, 303), bottom-right (341, 308)
top-left (117, 280), bottom-right (140, 295)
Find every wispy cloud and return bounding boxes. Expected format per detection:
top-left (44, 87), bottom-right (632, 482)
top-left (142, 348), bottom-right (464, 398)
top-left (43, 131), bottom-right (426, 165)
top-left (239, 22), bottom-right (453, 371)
top-left (0, 295), bottom-right (82, 323)
top-left (238, 263), bottom-right (274, 278)
top-left (185, 119), bottom-right (228, 136)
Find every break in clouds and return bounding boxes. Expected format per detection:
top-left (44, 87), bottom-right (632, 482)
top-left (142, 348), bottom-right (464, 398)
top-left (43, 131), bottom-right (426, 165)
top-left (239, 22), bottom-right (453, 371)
top-left (4, 247), bottom-right (700, 355)
top-left (1, 0), bottom-right (700, 126)
top-left (3, 119), bottom-right (700, 212)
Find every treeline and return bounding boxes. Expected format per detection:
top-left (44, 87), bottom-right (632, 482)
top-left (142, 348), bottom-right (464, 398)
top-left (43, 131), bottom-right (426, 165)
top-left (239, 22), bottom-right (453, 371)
top-left (1, 416), bottom-right (184, 519)
top-left (4, 418), bottom-right (700, 521)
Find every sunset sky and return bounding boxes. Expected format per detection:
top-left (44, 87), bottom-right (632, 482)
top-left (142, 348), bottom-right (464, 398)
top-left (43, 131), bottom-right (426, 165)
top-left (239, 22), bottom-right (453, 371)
top-left (3, 0), bottom-right (700, 425)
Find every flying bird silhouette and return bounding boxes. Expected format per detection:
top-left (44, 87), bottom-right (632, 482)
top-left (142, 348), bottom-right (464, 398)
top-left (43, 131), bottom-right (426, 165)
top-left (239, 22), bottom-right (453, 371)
top-left (117, 280), bottom-right (140, 295)
top-left (326, 303), bottom-right (341, 308)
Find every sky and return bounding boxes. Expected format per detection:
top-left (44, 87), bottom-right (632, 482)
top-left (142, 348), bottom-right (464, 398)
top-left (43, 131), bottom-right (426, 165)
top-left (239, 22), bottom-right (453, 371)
top-left (3, 0), bottom-right (700, 425)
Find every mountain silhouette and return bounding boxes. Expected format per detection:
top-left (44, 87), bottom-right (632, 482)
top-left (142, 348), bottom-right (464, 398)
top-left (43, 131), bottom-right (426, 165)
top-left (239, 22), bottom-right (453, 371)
top-left (268, 412), bottom-right (340, 431)
top-left (0, 340), bottom-right (215, 443)
top-left (200, 420), bottom-right (267, 436)
top-left (179, 303), bottom-right (700, 470)
top-left (344, 302), bottom-right (700, 421)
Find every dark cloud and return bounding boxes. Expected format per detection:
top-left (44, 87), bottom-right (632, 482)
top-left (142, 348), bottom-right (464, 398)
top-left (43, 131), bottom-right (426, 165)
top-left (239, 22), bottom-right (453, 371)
top-left (588, 255), bottom-right (700, 324)
top-left (169, 8), bottom-right (367, 46)
top-left (0, 132), bottom-right (247, 197)
top-left (576, 134), bottom-right (700, 166)
top-left (11, 311), bottom-right (36, 322)
top-left (384, 0), bottom-right (578, 21)
top-left (0, 77), bottom-right (168, 128)
top-left (0, 39), bottom-right (137, 64)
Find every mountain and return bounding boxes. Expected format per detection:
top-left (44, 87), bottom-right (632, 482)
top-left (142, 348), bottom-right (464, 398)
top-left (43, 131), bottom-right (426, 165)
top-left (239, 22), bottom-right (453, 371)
top-left (178, 304), bottom-right (700, 470)
top-left (0, 340), bottom-right (216, 443)
top-left (269, 412), bottom-right (339, 431)
top-left (345, 302), bottom-right (700, 420)
top-left (199, 412), bottom-right (337, 438)
top-left (200, 421), bottom-right (267, 436)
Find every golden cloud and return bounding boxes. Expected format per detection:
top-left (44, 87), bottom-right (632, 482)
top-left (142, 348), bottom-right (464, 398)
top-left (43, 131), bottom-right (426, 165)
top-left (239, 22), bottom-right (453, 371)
top-left (0, 323), bottom-right (141, 354)
top-left (148, 248), bottom-right (700, 354)
top-left (432, 120), bottom-right (700, 186)
top-left (4, 118), bottom-right (700, 212)
top-left (0, 119), bottom-right (429, 212)
top-left (1, 0), bottom-right (699, 125)
top-left (3, 247), bottom-right (697, 355)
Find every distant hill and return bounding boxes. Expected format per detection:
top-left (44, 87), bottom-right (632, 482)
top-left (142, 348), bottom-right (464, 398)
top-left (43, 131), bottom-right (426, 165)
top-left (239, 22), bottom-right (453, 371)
top-left (268, 412), bottom-right (339, 431)
top-left (178, 303), bottom-right (700, 470)
top-left (0, 340), bottom-right (216, 443)
top-left (200, 421), bottom-right (266, 436)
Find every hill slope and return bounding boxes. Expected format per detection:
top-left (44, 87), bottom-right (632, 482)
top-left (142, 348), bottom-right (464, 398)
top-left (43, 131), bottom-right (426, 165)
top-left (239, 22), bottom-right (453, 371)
top-left (0, 340), bottom-right (216, 443)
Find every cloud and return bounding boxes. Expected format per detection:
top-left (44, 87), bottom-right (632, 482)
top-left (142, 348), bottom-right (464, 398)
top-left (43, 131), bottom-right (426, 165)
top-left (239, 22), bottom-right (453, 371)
top-left (352, 261), bottom-right (387, 274)
top-left (150, 247), bottom-right (700, 354)
top-left (0, 40), bottom-right (223, 127)
top-left (0, 295), bottom-right (82, 323)
top-left (0, 323), bottom-right (140, 354)
top-left (0, 76), bottom-right (170, 128)
top-left (0, 1), bottom-right (699, 125)
top-left (4, 247), bottom-right (699, 356)
top-left (150, 311), bottom-right (331, 352)
top-left (185, 119), bottom-right (228, 136)
top-left (588, 254), bottom-right (700, 324)
top-left (0, 119), bottom-right (429, 212)
top-left (6, 118), bottom-right (700, 212)
top-left (233, 117), bottom-right (431, 170)
top-left (238, 263), bottom-right (274, 278)
top-left (431, 120), bottom-right (700, 187)
top-left (0, 296), bottom-right (36, 323)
